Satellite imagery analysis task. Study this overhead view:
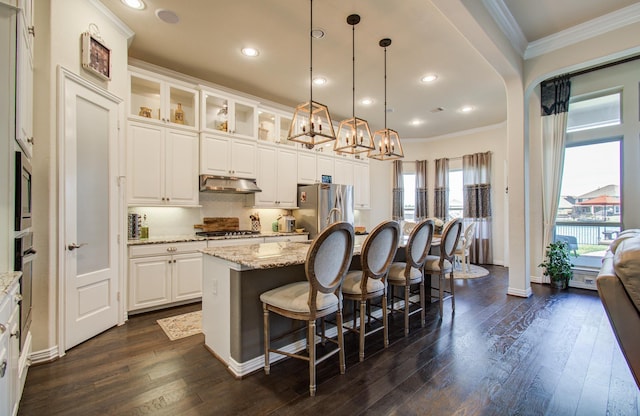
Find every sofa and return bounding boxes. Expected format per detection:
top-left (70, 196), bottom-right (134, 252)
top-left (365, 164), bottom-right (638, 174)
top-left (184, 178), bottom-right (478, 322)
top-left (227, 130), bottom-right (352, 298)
top-left (596, 229), bottom-right (640, 388)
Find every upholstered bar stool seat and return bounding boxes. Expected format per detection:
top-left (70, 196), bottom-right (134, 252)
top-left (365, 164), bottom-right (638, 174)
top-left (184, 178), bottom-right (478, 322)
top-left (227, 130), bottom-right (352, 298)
top-left (260, 282), bottom-right (338, 313)
top-left (342, 272), bottom-right (385, 295)
top-left (387, 219), bottom-right (434, 336)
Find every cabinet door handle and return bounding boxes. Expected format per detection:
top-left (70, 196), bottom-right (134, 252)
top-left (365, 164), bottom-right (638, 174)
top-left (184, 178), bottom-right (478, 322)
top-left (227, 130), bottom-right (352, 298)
top-left (68, 242), bottom-right (88, 251)
top-left (27, 137), bottom-right (34, 144)
top-left (11, 329), bottom-right (19, 339)
top-left (0, 360), bottom-right (6, 378)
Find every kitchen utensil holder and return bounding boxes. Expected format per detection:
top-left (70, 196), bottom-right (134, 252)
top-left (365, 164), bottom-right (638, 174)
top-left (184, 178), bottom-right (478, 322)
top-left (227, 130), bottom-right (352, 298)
top-left (251, 220), bottom-right (261, 232)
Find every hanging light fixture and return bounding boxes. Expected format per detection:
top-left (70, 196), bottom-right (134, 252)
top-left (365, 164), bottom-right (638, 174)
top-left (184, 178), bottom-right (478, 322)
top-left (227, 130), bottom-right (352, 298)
top-left (369, 38), bottom-right (404, 161)
top-left (287, 0), bottom-right (336, 148)
top-left (334, 14), bottom-right (374, 154)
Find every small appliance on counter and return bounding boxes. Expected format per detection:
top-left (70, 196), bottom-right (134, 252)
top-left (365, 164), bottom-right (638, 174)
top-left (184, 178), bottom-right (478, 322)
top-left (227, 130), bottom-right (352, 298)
top-left (278, 212), bottom-right (296, 233)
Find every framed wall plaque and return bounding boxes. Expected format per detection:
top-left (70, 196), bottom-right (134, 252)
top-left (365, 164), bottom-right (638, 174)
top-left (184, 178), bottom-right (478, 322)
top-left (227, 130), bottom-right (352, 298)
top-left (81, 31), bottom-right (111, 81)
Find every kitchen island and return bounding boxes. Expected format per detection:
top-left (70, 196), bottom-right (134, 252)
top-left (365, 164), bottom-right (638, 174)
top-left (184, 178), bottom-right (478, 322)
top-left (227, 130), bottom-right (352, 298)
top-left (201, 241), bottom-right (315, 377)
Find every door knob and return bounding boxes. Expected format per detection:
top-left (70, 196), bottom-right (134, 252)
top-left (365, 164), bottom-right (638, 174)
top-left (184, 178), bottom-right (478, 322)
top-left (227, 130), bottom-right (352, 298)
top-left (68, 242), bottom-right (88, 251)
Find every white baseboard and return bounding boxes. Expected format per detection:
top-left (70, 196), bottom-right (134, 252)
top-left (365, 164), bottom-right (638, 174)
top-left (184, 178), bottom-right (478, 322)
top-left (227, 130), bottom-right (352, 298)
top-left (507, 286), bottom-right (532, 297)
top-left (29, 345), bottom-right (60, 365)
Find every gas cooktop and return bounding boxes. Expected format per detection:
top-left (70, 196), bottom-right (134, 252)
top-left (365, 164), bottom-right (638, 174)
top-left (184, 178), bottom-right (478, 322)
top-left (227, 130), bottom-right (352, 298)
top-left (196, 230), bottom-right (260, 237)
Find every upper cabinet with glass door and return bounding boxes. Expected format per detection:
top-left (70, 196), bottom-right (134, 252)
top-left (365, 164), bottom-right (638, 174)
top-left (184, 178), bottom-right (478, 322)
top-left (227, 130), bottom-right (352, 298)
top-left (200, 86), bottom-right (258, 140)
top-left (257, 106), bottom-right (294, 146)
top-left (129, 68), bottom-right (199, 131)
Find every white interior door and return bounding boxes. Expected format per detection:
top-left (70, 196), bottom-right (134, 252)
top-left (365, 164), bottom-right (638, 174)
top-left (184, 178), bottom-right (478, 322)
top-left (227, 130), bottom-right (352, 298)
top-left (60, 69), bottom-right (121, 350)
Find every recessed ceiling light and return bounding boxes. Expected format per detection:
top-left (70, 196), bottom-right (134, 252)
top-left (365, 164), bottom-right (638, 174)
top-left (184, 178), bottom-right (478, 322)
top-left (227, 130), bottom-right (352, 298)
top-left (459, 105), bottom-right (474, 113)
top-left (155, 9), bottom-right (179, 24)
top-left (360, 98), bottom-right (373, 106)
top-left (410, 120), bottom-right (422, 126)
top-left (241, 47), bottom-right (259, 57)
top-left (421, 74), bottom-right (438, 83)
top-left (313, 77), bottom-right (327, 86)
top-left (311, 28), bottom-right (325, 39)
top-left (122, 0), bottom-right (145, 9)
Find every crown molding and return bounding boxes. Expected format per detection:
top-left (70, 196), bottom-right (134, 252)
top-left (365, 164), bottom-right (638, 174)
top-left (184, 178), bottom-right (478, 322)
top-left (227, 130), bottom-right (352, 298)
top-left (482, 0), bottom-right (527, 57)
top-left (524, 3), bottom-right (640, 59)
top-left (88, 0), bottom-right (135, 46)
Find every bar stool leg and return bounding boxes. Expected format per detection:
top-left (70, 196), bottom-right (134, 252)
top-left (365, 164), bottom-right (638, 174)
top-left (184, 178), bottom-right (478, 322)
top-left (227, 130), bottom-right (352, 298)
top-left (336, 308), bottom-right (346, 374)
top-left (263, 304), bottom-right (270, 375)
top-left (359, 299), bottom-right (366, 362)
top-left (419, 279), bottom-right (425, 327)
top-left (450, 272), bottom-right (456, 311)
top-left (439, 274), bottom-right (444, 317)
top-left (382, 290), bottom-right (389, 348)
top-left (308, 320), bottom-right (316, 397)
top-left (404, 284), bottom-right (410, 336)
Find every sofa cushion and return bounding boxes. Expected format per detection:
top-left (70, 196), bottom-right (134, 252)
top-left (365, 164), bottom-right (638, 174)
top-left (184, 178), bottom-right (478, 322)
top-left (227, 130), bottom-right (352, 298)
top-left (613, 237), bottom-right (640, 313)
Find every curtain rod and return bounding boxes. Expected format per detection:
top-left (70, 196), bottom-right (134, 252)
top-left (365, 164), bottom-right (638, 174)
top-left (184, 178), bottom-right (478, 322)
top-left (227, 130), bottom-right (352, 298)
top-left (551, 54), bottom-right (640, 81)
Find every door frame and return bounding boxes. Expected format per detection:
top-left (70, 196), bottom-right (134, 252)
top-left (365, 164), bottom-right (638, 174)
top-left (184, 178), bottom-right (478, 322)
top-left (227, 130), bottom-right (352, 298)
top-left (56, 66), bottom-right (126, 355)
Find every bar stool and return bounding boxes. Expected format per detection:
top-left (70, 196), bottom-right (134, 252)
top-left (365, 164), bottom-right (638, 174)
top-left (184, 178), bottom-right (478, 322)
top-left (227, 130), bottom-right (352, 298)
top-left (260, 222), bottom-right (354, 397)
top-left (387, 219), bottom-right (434, 336)
top-left (342, 220), bottom-right (400, 361)
top-left (424, 218), bottom-right (463, 317)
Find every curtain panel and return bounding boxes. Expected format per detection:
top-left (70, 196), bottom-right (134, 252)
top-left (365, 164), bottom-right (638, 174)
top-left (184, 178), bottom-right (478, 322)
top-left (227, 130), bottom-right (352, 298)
top-left (415, 160), bottom-right (428, 221)
top-left (392, 160), bottom-right (404, 221)
top-left (540, 77), bottom-right (571, 255)
top-left (433, 158), bottom-right (449, 220)
top-left (463, 151), bottom-right (492, 264)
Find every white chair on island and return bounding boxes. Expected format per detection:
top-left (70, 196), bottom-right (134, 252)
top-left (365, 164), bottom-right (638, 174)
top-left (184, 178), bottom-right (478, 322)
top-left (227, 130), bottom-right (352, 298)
top-left (454, 221), bottom-right (476, 273)
top-left (387, 219), bottom-right (434, 336)
top-left (260, 221), bottom-right (354, 397)
top-left (341, 220), bottom-right (400, 362)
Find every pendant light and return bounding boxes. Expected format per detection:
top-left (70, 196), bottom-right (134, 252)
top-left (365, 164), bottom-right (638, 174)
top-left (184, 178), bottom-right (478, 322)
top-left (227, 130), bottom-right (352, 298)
top-left (334, 14), bottom-right (374, 154)
top-left (369, 38), bottom-right (404, 161)
top-left (287, 0), bottom-right (336, 148)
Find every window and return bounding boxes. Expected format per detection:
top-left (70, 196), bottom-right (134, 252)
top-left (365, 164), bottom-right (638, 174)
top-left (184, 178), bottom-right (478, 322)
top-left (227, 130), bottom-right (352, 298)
top-left (448, 169), bottom-right (463, 220)
top-left (555, 139), bottom-right (621, 268)
top-left (566, 92), bottom-right (621, 133)
top-left (403, 173), bottom-right (415, 221)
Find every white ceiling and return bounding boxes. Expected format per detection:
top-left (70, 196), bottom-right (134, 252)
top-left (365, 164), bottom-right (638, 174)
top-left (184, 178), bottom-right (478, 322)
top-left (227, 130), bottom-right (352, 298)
top-left (98, 0), bottom-right (636, 140)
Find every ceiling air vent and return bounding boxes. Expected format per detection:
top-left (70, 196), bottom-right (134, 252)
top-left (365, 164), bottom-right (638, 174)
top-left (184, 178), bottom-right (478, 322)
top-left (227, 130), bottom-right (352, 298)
top-left (430, 107), bottom-right (445, 113)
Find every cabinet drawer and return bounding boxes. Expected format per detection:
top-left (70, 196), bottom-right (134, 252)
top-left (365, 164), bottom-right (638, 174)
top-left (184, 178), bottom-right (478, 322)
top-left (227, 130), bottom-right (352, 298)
top-left (129, 241), bottom-right (206, 257)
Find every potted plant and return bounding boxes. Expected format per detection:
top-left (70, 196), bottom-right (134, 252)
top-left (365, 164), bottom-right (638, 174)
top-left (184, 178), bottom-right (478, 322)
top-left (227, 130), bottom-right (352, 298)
top-left (539, 240), bottom-right (574, 289)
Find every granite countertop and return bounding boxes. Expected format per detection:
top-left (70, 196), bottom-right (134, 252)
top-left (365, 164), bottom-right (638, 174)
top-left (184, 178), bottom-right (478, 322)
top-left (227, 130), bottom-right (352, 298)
top-left (201, 240), bottom-right (366, 270)
top-left (0, 271), bottom-right (22, 302)
top-left (127, 232), bottom-right (308, 246)
top-left (201, 242), bottom-right (311, 269)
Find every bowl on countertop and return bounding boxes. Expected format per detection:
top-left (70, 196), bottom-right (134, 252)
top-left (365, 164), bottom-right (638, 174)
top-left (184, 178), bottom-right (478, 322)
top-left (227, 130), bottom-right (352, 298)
top-left (295, 228), bottom-right (305, 233)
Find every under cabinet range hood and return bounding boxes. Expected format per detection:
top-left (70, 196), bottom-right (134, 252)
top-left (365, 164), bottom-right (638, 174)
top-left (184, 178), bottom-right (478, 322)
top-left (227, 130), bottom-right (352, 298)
top-left (199, 175), bottom-right (262, 194)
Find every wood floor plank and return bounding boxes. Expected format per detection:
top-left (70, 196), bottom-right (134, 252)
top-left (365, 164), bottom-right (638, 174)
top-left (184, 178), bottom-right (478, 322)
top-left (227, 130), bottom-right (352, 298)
top-left (18, 266), bottom-right (640, 416)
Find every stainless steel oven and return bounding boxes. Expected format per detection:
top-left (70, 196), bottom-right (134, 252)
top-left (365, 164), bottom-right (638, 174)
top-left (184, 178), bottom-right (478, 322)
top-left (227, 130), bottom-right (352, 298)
top-left (14, 231), bottom-right (35, 352)
top-left (15, 151), bottom-right (32, 231)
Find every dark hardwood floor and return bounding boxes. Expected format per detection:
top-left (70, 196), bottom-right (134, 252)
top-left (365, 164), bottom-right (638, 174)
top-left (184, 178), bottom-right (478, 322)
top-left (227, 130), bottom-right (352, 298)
top-left (18, 266), bottom-right (639, 415)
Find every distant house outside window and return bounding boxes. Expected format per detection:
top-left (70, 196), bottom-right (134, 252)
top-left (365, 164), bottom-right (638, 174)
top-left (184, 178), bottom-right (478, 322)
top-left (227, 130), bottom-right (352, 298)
top-left (448, 170), bottom-right (463, 220)
top-left (403, 173), bottom-right (415, 221)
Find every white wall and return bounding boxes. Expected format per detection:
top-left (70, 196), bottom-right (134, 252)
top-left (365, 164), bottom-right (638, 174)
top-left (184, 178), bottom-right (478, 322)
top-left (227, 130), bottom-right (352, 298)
top-left (32, 0), bottom-right (130, 353)
top-left (367, 124), bottom-right (508, 265)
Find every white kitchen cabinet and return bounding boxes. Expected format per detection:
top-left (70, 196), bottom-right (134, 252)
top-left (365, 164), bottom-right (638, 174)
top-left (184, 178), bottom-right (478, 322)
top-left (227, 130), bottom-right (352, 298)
top-left (201, 87), bottom-right (258, 139)
top-left (15, 0), bottom-right (34, 157)
top-left (0, 280), bottom-right (20, 416)
top-left (200, 133), bottom-right (257, 178)
top-left (129, 69), bottom-right (199, 130)
top-left (127, 121), bottom-right (199, 206)
top-left (317, 153), bottom-right (335, 182)
top-left (255, 143), bottom-right (297, 208)
top-left (128, 241), bottom-right (206, 312)
top-left (334, 157), bottom-right (354, 186)
top-left (353, 161), bottom-right (371, 209)
top-left (297, 150), bottom-right (317, 185)
top-left (257, 106), bottom-right (294, 146)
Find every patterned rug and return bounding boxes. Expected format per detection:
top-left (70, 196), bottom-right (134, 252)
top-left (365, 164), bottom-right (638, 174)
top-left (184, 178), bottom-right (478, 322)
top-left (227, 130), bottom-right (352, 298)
top-left (455, 264), bottom-right (490, 279)
top-left (157, 310), bottom-right (202, 340)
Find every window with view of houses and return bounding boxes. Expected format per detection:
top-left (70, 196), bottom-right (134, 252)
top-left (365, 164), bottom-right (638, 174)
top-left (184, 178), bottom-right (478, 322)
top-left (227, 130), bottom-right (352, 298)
top-left (555, 91), bottom-right (622, 269)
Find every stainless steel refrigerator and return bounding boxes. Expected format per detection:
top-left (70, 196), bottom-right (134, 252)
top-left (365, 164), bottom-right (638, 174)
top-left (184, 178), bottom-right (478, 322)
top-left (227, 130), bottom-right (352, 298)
top-left (294, 183), bottom-right (354, 239)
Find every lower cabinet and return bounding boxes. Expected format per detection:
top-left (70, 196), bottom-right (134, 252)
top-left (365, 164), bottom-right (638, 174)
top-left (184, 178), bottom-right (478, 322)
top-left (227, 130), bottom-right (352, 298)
top-left (0, 280), bottom-right (20, 416)
top-left (128, 241), bottom-right (206, 312)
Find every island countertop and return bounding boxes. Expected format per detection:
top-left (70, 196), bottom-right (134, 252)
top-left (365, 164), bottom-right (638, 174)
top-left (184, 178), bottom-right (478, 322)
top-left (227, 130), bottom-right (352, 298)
top-left (201, 241), bottom-right (313, 270)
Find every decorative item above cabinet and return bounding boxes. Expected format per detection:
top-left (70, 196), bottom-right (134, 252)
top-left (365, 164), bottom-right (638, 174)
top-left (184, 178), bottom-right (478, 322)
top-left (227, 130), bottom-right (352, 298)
top-left (200, 86), bottom-right (258, 139)
top-left (128, 68), bottom-right (199, 131)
